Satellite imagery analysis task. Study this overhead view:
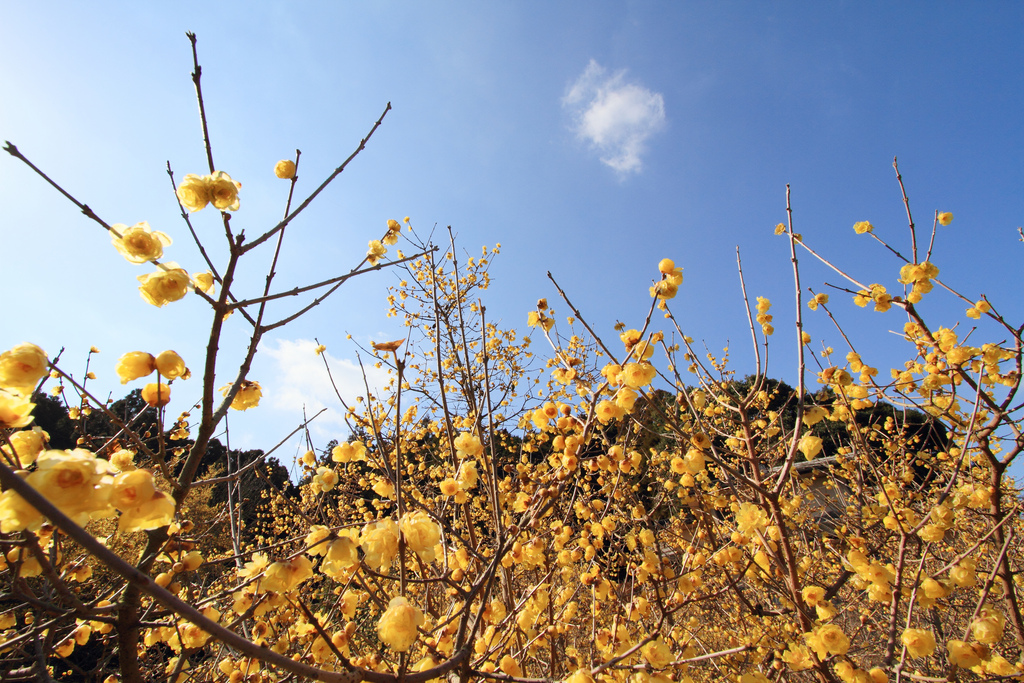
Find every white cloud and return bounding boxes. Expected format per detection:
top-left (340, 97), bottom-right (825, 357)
top-left (563, 60), bottom-right (666, 174)
top-left (259, 338), bottom-right (389, 440)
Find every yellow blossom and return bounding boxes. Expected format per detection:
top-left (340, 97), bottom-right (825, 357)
top-left (137, 263), bottom-right (190, 307)
top-left (802, 585), bottom-right (825, 607)
top-left (261, 556), bottom-right (313, 593)
top-left (361, 519), bottom-right (399, 570)
top-left (950, 559), bottom-right (976, 587)
top-left (736, 502), bottom-right (768, 534)
top-left (454, 432), bottom-right (484, 457)
top-left (321, 537), bottom-right (360, 580)
top-left (0, 343), bottom-right (49, 396)
top-left (377, 596), bottom-right (424, 652)
top-left (222, 380), bottom-right (262, 411)
top-left (774, 223), bottom-right (786, 235)
top-left (155, 351), bottom-right (187, 380)
top-left (238, 552), bottom-right (269, 581)
top-left (499, 655), bottom-right (523, 677)
top-left (208, 171), bottom-right (241, 211)
top-left (401, 509), bottom-right (441, 560)
top-left (2, 427), bottom-right (48, 466)
top-left (621, 362), bottom-right (656, 388)
top-left (192, 271), bottom-right (215, 294)
top-left (115, 352), bottom-right (156, 384)
top-left (22, 449), bottom-right (114, 527)
top-left (176, 174), bottom-right (210, 212)
top-left (118, 491), bottom-right (175, 532)
top-left (971, 608), bottom-right (1005, 644)
top-left (807, 292), bottom-right (829, 310)
top-left (853, 221), bottom-right (874, 234)
top-left (946, 640), bottom-right (982, 669)
top-left (456, 460), bottom-right (479, 489)
top-left (806, 623), bottom-right (849, 657)
top-left (937, 211), bottom-right (953, 226)
top-left (274, 159), bottom-right (296, 179)
top-left (798, 434), bottom-right (823, 460)
top-left (141, 382), bottom-right (171, 408)
top-left (782, 644), bottom-right (814, 670)
top-left (565, 669), bottom-right (596, 683)
top-left (111, 222), bottom-right (172, 264)
top-left (367, 240), bottom-right (387, 265)
top-left (110, 470), bottom-right (156, 512)
top-left (901, 628), bottom-right (936, 658)
top-left (641, 637), bottom-right (673, 668)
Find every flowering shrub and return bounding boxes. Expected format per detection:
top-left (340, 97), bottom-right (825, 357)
top-left (2, 35), bottom-right (1023, 683)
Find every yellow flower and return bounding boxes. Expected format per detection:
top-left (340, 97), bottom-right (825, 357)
top-left (950, 558), bottom-right (976, 587)
top-left (137, 263), bottom-right (190, 307)
top-left (454, 432), bottom-right (484, 457)
top-left (802, 585), bottom-right (826, 606)
top-left (808, 623), bottom-right (849, 657)
top-left (1, 427), bottom-right (48, 466)
top-left (155, 351), bottom-right (188, 380)
top-left (274, 160), bottom-right (296, 179)
top-left (499, 655), bottom-right (523, 678)
top-left (238, 552), bottom-right (269, 580)
top-left (641, 637), bottom-right (673, 668)
top-left (260, 556), bottom-right (314, 593)
top-left (321, 537), bottom-right (360, 580)
top-left (946, 640), bottom-right (982, 669)
top-left (367, 240), bottom-right (387, 265)
top-left (736, 502), bottom-right (768, 534)
top-left (377, 596), bottom-right (424, 652)
top-left (384, 219), bottom-right (402, 246)
top-left (24, 448), bottom-right (114, 526)
top-left (330, 440), bottom-right (366, 463)
top-left (118, 491), bottom-right (175, 532)
top-left (774, 223), bottom-right (786, 235)
top-left (110, 470), bottom-right (156, 512)
top-left (360, 519), bottom-right (399, 570)
top-left (111, 222), bottom-right (172, 264)
top-left (565, 669), bottom-right (596, 683)
top-left (596, 400), bottom-right (625, 423)
top-left (0, 486), bottom-right (43, 533)
top-left (0, 343), bottom-right (49, 396)
top-left (176, 174), bottom-right (210, 212)
top-left (971, 608), bottom-right (1005, 644)
top-left (901, 628), bottom-right (936, 658)
top-left (222, 380), bottom-right (262, 411)
top-left (621, 362), bottom-right (656, 388)
top-left (141, 382), bottom-right (171, 408)
top-left (192, 271), bottom-right (215, 294)
top-left (615, 387), bottom-right (638, 412)
top-left (798, 434), bottom-right (823, 460)
top-left (456, 460), bottom-right (479, 489)
top-left (937, 212), bottom-right (953, 226)
top-left (782, 644), bottom-right (814, 670)
top-left (400, 510), bottom-right (441, 559)
top-left (0, 389), bottom-right (35, 429)
top-left (314, 466), bottom-right (338, 492)
top-left (853, 221), bottom-right (874, 234)
top-left (803, 405), bottom-right (828, 425)
top-left (115, 352), bottom-right (156, 384)
top-left (208, 171), bottom-right (241, 211)
top-left (373, 478), bottom-right (395, 499)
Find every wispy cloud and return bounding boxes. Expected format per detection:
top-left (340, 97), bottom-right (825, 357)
top-left (259, 338), bottom-right (389, 440)
top-left (563, 60), bottom-right (666, 174)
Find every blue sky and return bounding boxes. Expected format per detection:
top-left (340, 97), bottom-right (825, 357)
top-left (3, 3), bottom-right (1022, 475)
